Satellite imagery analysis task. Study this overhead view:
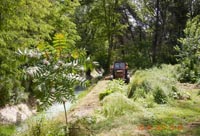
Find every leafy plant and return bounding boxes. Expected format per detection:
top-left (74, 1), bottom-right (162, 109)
top-left (18, 33), bottom-right (88, 135)
top-left (176, 15), bottom-right (200, 83)
top-left (153, 87), bottom-right (168, 104)
top-left (99, 89), bottom-right (113, 101)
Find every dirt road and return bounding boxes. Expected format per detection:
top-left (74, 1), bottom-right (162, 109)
top-left (68, 80), bottom-right (109, 121)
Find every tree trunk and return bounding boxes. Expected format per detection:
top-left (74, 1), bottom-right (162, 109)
top-left (63, 102), bottom-right (68, 136)
top-left (152, 0), bottom-right (160, 63)
top-left (106, 34), bottom-right (113, 73)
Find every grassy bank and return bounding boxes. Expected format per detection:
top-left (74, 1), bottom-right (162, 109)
top-left (71, 65), bottom-right (200, 136)
top-left (13, 65), bottom-right (200, 136)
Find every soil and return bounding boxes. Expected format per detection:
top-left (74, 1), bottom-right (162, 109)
top-left (68, 80), bottom-right (109, 121)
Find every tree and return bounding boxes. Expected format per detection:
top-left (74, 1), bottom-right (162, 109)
top-left (0, 0), bottom-right (81, 107)
top-left (176, 15), bottom-right (200, 82)
top-left (18, 33), bottom-right (87, 135)
top-left (0, 0), bottom-right (52, 107)
top-left (76, 0), bottom-right (127, 72)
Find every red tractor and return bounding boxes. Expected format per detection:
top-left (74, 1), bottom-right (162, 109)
top-left (110, 61), bottom-right (130, 83)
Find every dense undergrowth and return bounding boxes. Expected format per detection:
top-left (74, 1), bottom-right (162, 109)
top-left (128, 65), bottom-right (181, 103)
top-left (13, 64), bottom-right (200, 136)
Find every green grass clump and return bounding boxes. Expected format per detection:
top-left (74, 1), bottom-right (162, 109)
top-left (153, 87), bottom-right (168, 104)
top-left (99, 79), bottom-right (127, 101)
top-left (128, 64), bottom-right (180, 103)
top-left (101, 93), bottom-right (139, 118)
top-left (0, 124), bottom-right (16, 136)
top-left (16, 117), bottom-right (65, 136)
top-left (107, 79), bottom-right (127, 93)
top-left (99, 89), bottom-right (113, 100)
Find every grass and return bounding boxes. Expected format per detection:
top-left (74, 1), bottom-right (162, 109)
top-left (70, 65), bottom-right (200, 136)
top-left (128, 64), bottom-right (180, 103)
top-left (0, 124), bottom-right (16, 136)
top-left (15, 117), bottom-right (65, 136)
top-left (11, 84), bottom-right (96, 136)
top-left (89, 89), bottom-right (200, 136)
top-left (13, 65), bottom-right (200, 136)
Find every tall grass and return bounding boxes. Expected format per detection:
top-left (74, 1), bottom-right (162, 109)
top-left (128, 64), bottom-right (180, 103)
top-left (16, 117), bottom-right (65, 136)
top-left (101, 93), bottom-right (139, 118)
top-left (99, 79), bottom-right (127, 100)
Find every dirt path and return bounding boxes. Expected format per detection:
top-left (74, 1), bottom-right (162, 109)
top-left (68, 80), bottom-right (109, 121)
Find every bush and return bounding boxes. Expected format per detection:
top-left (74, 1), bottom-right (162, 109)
top-left (101, 93), bottom-right (138, 118)
top-left (153, 87), bottom-right (168, 104)
top-left (176, 15), bottom-right (200, 83)
top-left (128, 64), bottom-right (180, 104)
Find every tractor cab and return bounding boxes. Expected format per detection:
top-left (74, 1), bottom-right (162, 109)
top-left (110, 61), bottom-right (130, 83)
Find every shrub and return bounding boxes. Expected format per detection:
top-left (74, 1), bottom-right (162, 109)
top-left (101, 93), bottom-right (138, 118)
top-left (175, 15), bottom-right (200, 83)
top-left (153, 87), bottom-right (168, 104)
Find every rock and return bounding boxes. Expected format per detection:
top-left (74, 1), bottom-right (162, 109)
top-left (0, 103), bottom-right (36, 124)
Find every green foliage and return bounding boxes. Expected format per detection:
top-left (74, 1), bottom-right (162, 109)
top-left (68, 117), bottom-right (96, 136)
top-left (0, 124), bottom-right (16, 136)
top-left (18, 33), bottom-right (87, 110)
top-left (176, 15), bottom-right (200, 83)
top-left (99, 80), bottom-right (127, 100)
top-left (107, 80), bottom-right (127, 93)
top-left (99, 89), bottom-right (113, 101)
top-left (0, 0), bottom-right (80, 107)
top-left (16, 117), bottom-right (65, 136)
top-left (153, 87), bottom-right (168, 104)
top-left (123, 40), bottom-right (152, 68)
top-left (128, 64), bottom-right (180, 104)
top-left (101, 93), bottom-right (138, 118)
top-left (75, 0), bottom-right (127, 71)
